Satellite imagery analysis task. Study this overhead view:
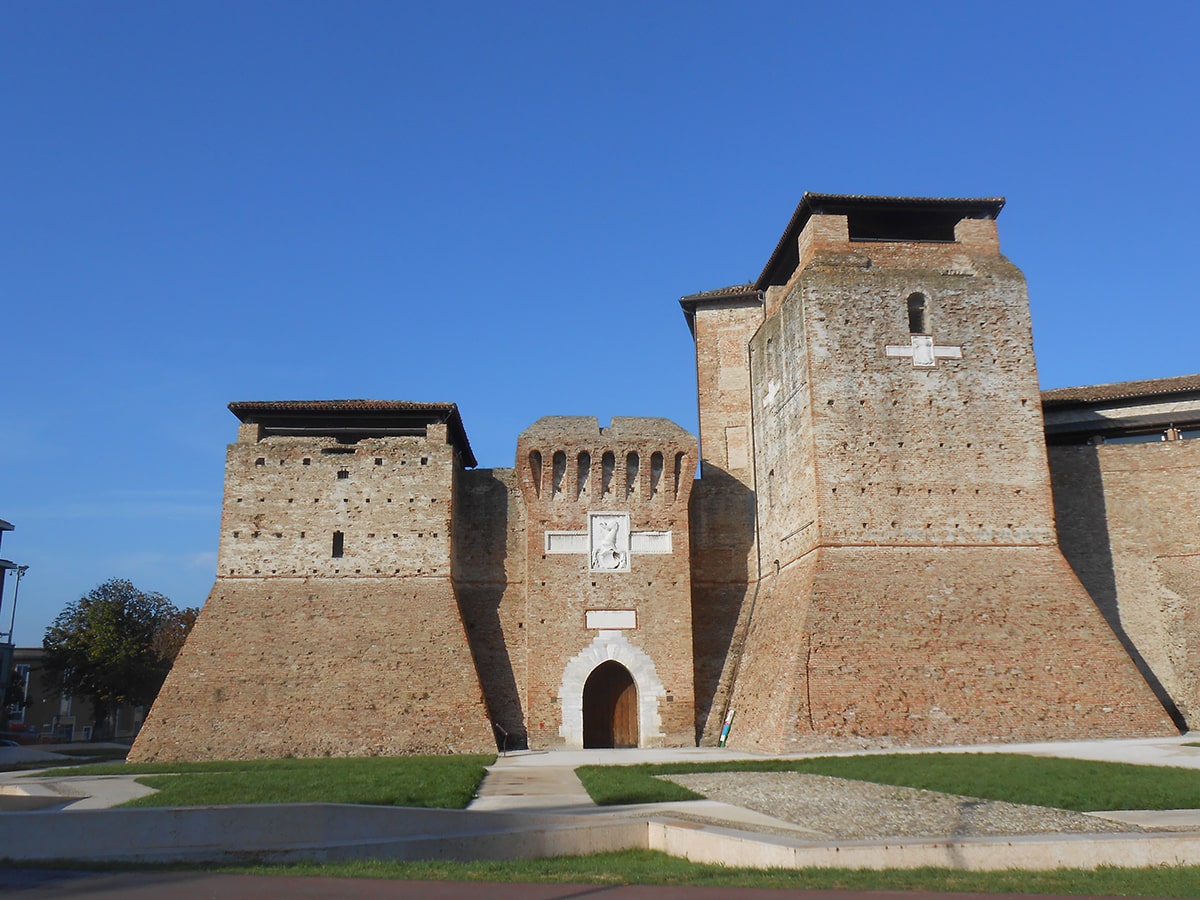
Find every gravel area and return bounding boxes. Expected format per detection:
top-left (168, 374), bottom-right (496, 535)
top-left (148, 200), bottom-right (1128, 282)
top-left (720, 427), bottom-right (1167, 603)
top-left (659, 772), bottom-right (1144, 840)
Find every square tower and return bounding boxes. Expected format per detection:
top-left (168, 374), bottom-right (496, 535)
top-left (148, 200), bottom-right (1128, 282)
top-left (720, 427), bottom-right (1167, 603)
top-left (131, 401), bottom-right (495, 761)
top-left (701, 195), bottom-right (1176, 750)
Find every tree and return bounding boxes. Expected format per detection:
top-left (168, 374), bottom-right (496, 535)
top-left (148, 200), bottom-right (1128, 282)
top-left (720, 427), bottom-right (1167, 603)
top-left (42, 579), bottom-right (199, 740)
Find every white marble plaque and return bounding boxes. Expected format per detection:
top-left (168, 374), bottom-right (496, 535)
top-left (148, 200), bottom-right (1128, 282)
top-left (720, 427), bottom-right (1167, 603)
top-left (586, 609), bottom-right (637, 630)
top-left (545, 532), bottom-right (589, 554)
top-left (630, 531), bottom-right (673, 554)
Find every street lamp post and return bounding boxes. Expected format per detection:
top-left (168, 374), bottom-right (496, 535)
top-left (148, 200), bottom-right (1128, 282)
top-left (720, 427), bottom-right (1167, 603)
top-left (0, 561), bottom-right (23, 717)
top-left (0, 561), bottom-right (27, 644)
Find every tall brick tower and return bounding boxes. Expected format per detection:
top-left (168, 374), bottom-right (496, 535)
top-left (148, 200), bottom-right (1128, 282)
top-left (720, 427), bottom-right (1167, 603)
top-left (131, 401), bottom-right (495, 761)
top-left (688, 195), bottom-right (1176, 750)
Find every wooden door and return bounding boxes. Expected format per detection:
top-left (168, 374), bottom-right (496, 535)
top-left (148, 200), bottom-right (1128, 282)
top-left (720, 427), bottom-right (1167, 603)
top-left (582, 661), bottom-right (639, 748)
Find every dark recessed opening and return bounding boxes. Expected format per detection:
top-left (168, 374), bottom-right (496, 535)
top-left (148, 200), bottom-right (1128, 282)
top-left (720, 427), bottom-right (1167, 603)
top-left (907, 293), bottom-right (928, 334)
top-left (848, 209), bottom-right (961, 242)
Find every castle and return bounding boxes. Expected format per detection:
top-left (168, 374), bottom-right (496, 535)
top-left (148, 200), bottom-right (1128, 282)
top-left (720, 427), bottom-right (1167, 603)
top-left (131, 194), bottom-right (1199, 761)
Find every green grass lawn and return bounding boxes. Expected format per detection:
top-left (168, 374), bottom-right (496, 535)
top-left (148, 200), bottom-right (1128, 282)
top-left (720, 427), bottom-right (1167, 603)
top-left (13, 752), bottom-right (1200, 894)
top-left (122, 853), bottom-right (1200, 897)
top-left (576, 752), bottom-right (1200, 810)
top-left (38, 755), bottom-right (494, 808)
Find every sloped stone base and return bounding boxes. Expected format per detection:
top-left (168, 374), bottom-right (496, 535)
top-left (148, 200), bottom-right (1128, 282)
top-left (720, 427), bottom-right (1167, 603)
top-left (130, 577), bottom-right (495, 762)
top-left (727, 546), bottom-right (1178, 752)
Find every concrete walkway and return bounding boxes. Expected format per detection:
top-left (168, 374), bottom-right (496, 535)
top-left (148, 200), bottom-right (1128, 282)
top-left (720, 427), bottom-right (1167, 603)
top-left (4, 735), bottom-right (1200, 871)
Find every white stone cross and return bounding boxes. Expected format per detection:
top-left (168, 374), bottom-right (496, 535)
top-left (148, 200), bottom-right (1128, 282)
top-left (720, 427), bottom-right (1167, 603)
top-left (544, 511), bottom-right (673, 573)
top-left (762, 378), bottom-right (781, 408)
top-left (885, 334), bottom-right (963, 368)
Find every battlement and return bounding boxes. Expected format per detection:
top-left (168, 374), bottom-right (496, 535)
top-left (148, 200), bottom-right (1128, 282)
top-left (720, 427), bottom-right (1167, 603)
top-left (516, 417), bottom-right (694, 511)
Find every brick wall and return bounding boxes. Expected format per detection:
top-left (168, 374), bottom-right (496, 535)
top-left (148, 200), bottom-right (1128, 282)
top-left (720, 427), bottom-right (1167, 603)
top-left (515, 417), bottom-right (697, 748)
top-left (686, 295), bottom-right (765, 742)
top-left (728, 546), bottom-right (1172, 752)
top-left (1050, 440), bottom-right (1200, 726)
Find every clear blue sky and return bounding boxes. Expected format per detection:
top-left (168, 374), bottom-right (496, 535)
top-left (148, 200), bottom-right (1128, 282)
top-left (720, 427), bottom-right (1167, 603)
top-left (3, 2), bottom-right (1198, 645)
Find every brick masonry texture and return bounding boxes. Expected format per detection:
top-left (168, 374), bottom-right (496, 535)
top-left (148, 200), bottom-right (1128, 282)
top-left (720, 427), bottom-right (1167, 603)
top-left (1050, 440), bottom-right (1200, 726)
top-left (710, 206), bottom-right (1175, 749)
top-left (135, 193), bottom-right (1188, 761)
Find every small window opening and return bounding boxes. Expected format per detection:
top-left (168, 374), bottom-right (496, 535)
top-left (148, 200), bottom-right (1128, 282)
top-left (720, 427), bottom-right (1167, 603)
top-left (650, 451), bottom-right (664, 496)
top-left (576, 451), bottom-right (591, 501)
top-left (374, 458), bottom-right (383, 465)
top-left (528, 450), bottom-right (543, 497)
top-left (255, 457), bottom-right (265, 467)
top-left (601, 451), bottom-right (615, 496)
top-left (302, 458), bottom-right (311, 466)
top-left (552, 450), bottom-right (567, 497)
top-left (626, 452), bottom-right (640, 498)
top-left (332, 531), bottom-right (344, 558)
top-left (337, 469), bottom-right (349, 480)
top-left (907, 293), bottom-right (928, 334)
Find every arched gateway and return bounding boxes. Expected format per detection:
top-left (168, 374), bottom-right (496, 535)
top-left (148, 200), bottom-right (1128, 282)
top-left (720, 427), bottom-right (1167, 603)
top-left (558, 632), bottom-right (666, 748)
top-left (583, 661), bottom-right (638, 748)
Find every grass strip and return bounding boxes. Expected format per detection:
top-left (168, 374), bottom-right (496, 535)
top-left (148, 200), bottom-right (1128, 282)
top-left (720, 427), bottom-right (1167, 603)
top-left (45, 852), bottom-right (1200, 897)
top-left (34, 755), bottom-right (494, 809)
top-left (577, 753), bottom-right (1200, 810)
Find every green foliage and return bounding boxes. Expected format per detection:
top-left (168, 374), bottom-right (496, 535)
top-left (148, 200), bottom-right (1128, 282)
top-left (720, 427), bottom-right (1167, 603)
top-left (197, 853), bottom-right (1200, 896)
top-left (60, 755), bottom-right (495, 809)
top-left (41, 578), bottom-right (199, 736)
top-left (578, 753), bottom-right (1200, 811)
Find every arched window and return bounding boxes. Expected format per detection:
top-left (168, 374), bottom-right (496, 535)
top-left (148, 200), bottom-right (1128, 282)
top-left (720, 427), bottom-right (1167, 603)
top-left (576, 451), bottom-right (591, 501)
top-left (601, 451), bottom-right (615, 496)
top-left (907, 293), bottom-right (928, 334)
top-left (528, 450), bottom-right (542, 497)
top-left (552, 451), bottom-right (567, 497)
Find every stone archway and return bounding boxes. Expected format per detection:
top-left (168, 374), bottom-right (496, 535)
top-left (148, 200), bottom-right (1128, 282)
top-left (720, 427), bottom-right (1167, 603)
top-left (582, 661), bottom-right (638, 748)
top-left (558, 631), bottom-right (666, 748)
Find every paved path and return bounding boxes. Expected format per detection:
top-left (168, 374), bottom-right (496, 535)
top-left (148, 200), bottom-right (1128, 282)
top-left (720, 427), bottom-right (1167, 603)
top-left (465, 736), bottom-right (1200, 831)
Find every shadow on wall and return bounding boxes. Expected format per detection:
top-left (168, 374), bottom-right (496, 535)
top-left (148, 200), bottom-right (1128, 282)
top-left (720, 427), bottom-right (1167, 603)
top-left (1049, 445), bottom-right (1187, 731)
top-left (454, 469), bottom-right (527, 751)
top-left (688, 464), bottom-right (758, 744)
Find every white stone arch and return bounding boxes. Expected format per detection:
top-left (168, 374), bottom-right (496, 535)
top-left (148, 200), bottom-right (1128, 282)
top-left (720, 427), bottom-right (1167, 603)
top-left (558, 631), bottom-right (666, 748)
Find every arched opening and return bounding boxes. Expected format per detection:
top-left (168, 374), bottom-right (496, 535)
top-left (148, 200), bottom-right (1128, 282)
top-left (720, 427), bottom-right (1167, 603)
top-left (582, 661), bottom-right (639, 748)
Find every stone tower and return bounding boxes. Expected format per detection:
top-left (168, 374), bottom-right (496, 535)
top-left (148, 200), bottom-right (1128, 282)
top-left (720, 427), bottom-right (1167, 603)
top-left (687, 194), bottom-right (1176, 750)
top-left (130, 401), bottom-right (495, 761)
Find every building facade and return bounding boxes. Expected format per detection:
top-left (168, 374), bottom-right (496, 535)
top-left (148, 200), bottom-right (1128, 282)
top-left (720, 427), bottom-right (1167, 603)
top-left (131, 194), bottom-right (1187, 761)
